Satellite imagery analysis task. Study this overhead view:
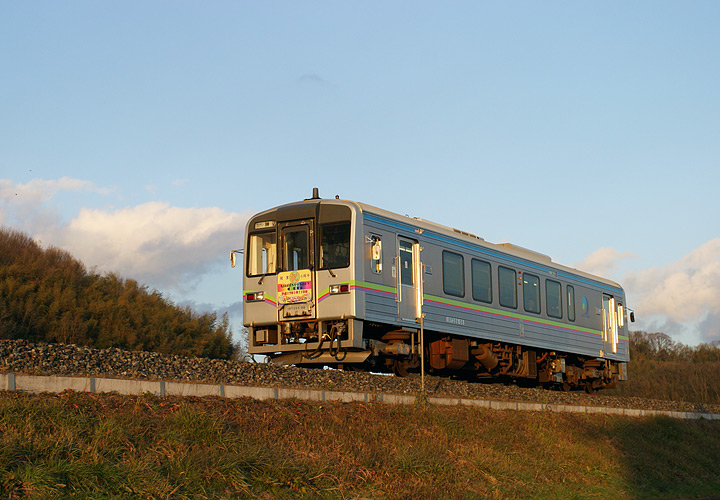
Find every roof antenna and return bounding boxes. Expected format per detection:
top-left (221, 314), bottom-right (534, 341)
top-left (312, 187), bottom-right (320, 199)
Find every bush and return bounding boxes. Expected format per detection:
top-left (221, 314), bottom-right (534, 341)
top-left (608, 331), bottom-right (720, 404)
top-left (0, 227), bottom-right (237, 359)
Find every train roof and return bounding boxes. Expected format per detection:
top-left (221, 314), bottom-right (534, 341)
top-left (248, 195), bottom-right (624, 292)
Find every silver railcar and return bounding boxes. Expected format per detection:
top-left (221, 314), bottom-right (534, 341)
top-left (241, 190), bottom-right (632, 391)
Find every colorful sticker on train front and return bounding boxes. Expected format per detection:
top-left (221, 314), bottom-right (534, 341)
top-left (277, 270), bottom-right (312, 304)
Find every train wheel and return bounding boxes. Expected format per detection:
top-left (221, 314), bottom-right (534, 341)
top-left (392, 359), bottom-right (411, 377)
top-left (340, 363), bottom-right (365, 372)
top-left (604, 374), bottom-right (619, 390)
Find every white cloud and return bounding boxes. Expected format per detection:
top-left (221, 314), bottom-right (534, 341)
top-left (46, 202), bottom-right (250, 290)
top-left (0, 177), bottom-right (108, 205)
top-left (573, 247), bottom-right (635, 278)
top-left (623, 239), bottom-right (720, 343)
top-left (1, 177), bottom-right (250, 294)
top-left (569, 243), bottom-right (720, 344)
top-left (1, 177), bottom-right (110, 235)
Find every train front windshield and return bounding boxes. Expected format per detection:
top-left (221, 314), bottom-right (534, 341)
top-left (247, 232), bottom-right (276, 276)
top-left (246, 212), bottom-right (351, 276)
top-left (320, 222), bottom-right (350, 269)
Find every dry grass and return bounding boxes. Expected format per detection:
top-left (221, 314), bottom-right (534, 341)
top-left (1, 390), bottom-right (719, 499)
top-left (607, 331), bottom-right (720, 405)
top-left (606, 356), bottom-right (720, 405)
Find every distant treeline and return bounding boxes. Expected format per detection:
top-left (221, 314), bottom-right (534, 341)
top-left (629, 330), bottom-right (720, 363)
top-left (0, 228), bottom-right (237, 359)
top-left (609, 331), bottom-right (720, 404)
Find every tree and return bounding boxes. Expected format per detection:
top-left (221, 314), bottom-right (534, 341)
top-left (0, 227), bottom-right (238, 359)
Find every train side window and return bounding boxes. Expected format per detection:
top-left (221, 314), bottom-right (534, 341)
top-left (546, 279), bottom-right (562, 319)
top-left (567, 285), bottom-right (576, 322)
top-left (471, 259), bottom-right (492, 303)
top-left (369, 235), bottom-right (382, 274)
top-left (523, 273), bottom-right (541, 314)
top-left (443, 251), bottom-right (465, 297)
top-left (498, 266), bottom-right (517, 309)
top-left (247, 232), bottom-right (277, 276)
top-left (320, 222), bottom-right (350, 270)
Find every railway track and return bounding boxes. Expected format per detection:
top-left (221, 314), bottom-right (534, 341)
top-left (1, 339), bottom-right (718, 416)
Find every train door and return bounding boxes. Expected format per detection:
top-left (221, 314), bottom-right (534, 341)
top-left (602, 294), bottom-right (618, 354)
top-left (397, 237), bottom-right (422, 321)
top-left (277, 221), bottom-right (316, 320)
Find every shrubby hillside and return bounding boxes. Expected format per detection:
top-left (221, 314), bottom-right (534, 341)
top-left (0, 228), bottom-right (237, 359)
top-left (608, 331), bottom-right (720, 404)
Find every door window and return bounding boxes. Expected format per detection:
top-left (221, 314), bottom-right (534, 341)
top-left (567, 286), bottom-right (576, 322)
top-left (283, 227), bottom-right (309, 271)
top-left (399, 240), bottom-right (413, 286)
top-left (603, 294), bottom-right (619, 353)
top-left (369, 235), bottom-right (382, 274)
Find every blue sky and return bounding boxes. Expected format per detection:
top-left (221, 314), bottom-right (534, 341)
top-left (2, 1), bottom-right (719, 345)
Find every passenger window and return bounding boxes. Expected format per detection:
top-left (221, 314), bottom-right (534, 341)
top-left (498, 266), bottom-right (517, 309)
top-left (567, 285), bottom-right (576, 322)
top-left (472, 259), bottom-right (492, 303)
top-left (523, 273), bottom-right (541, 314)
top-left (320, 222), bottom-right (350, 269)
top-left (248, 232), bottom-right (277, 276)
top-left (546, 280), bottom-right (562, 319)
top-left (443, 251), bottom-right (465, 297)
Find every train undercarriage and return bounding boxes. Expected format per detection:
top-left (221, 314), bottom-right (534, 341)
top-left (254, 319), bottom-right (625, 393)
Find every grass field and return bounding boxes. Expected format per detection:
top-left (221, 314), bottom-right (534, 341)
top-left (606, 357), bottom-right (720, 406)
top-left (1, 390), bottom-right (719, 500)
top-left (606, 332), bottom-right (720, 406)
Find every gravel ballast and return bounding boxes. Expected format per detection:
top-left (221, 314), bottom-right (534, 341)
top-left (1, 339), bottom-right (717, 415)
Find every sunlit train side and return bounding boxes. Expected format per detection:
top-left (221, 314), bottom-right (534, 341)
top-left (241, 190), bottom-right (632, 392)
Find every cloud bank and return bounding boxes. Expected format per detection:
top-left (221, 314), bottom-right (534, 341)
top-left (573, 247), bottom-right (636, 278)
top-left (622, 239), bottom-right (720, 343)
top-left (0, 177), bottom-right (110, 234)
top-left (1, 177), bottom-right (249, 292)
top-left (574, 240), bottom-right (720, 344)
top-left (52, 202), bottom-right (248, 289)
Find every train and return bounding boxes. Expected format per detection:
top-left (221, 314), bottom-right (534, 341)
top-left (239, 189), bottom-right (633, 392)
